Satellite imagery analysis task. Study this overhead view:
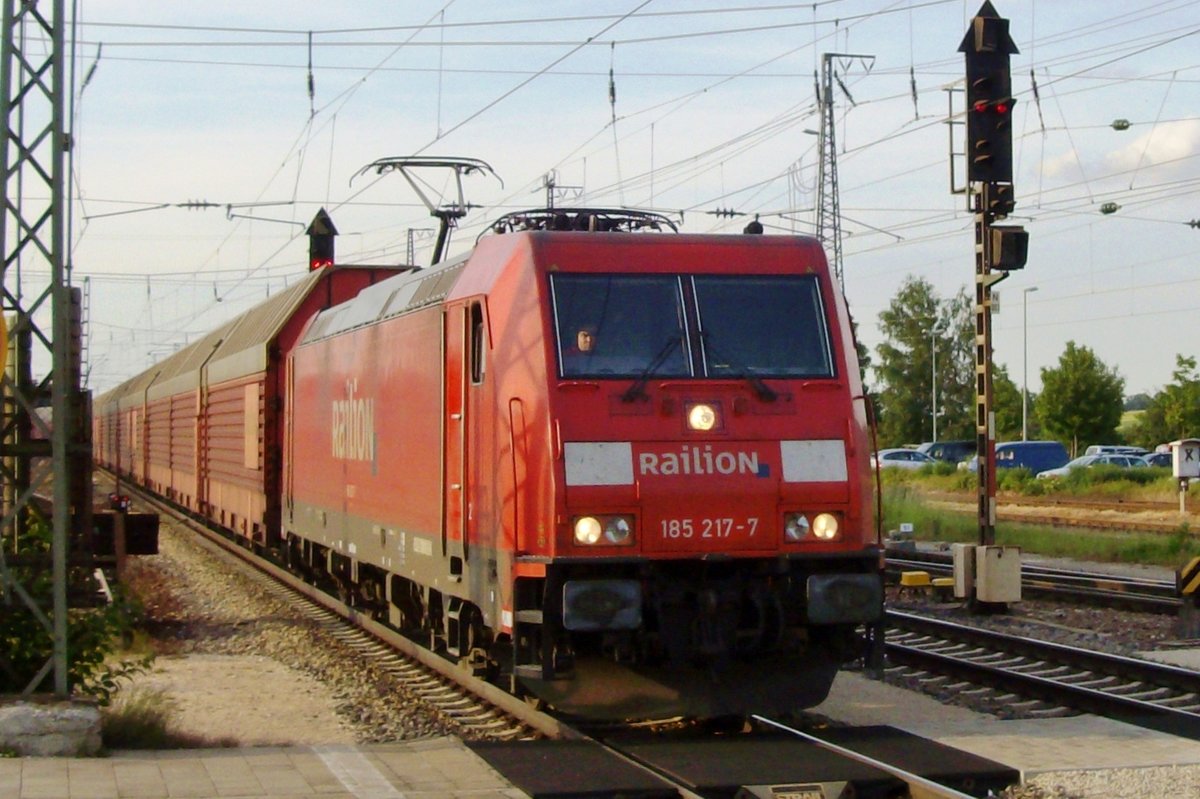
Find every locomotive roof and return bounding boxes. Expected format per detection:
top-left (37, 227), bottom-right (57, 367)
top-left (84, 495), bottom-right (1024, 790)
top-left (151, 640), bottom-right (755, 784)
top-left (300, 251), bottom-right (470, 345)
top-left (298, 229), bottom-right (830, 347)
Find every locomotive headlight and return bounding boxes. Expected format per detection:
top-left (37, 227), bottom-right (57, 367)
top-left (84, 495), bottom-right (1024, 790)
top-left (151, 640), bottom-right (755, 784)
top-left (687, 403), bottom-right (718, 431)
top-left (812, 513), bottom-right (840, 540)
top-left (574, 516), bottom-right (603, 545)
top-left (573, 515), bottom-right (635, 546)
top-left (784, 513), bottom-right (810, 542)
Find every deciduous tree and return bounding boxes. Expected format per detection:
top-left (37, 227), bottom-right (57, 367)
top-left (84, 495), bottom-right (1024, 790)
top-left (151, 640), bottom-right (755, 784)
top-left (1129, 355), bottom-right (1200, 447)
top-left (992, 363), bottom-right (1027, 441)
top-left (873, 277), bottom-right (972, 446)
top-left (1036, 342), bottom-right (1124, 456)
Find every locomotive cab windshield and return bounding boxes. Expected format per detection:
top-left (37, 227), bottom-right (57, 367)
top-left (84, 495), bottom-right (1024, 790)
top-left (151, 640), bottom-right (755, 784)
top-left (550, 272), bottom-right (835, 381)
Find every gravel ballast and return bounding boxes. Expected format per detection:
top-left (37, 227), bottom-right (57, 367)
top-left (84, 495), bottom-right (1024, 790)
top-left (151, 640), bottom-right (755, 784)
top-left (123, 515), bottom-right (460, 745)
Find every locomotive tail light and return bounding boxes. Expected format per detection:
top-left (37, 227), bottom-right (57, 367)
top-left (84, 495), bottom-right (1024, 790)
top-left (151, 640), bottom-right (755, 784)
top-left (686, 402), bottom-right (719, 432)
top-left (573, 514), bottom-right (635, 546)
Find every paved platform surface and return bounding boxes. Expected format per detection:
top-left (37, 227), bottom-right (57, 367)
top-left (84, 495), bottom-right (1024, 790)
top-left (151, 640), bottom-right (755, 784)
top-left (0, 737), bottom-right (530, 799)
top-left (7, 670), bottom-right (1200, 797)
top-left (1142, 645), bottom-right (1200, 670)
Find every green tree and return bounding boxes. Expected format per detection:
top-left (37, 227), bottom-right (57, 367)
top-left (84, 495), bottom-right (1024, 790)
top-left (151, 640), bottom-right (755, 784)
top-left (1129, 354), bottom-right (1200, 447)
top-left (1124, 393), bottom-right (1153, 411)
top-left (992, 363), bottom-right (1028, 441)
top-left (873, 277), bottom-right (973, 446)
top-left (1036, 341), bottom-right (1124, 456)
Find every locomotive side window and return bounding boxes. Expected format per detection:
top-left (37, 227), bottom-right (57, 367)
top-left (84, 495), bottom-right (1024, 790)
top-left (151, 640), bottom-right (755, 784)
top-left (469, 302), bottom-right (486, 384)
top-left (692, 275), bottom-right (834, 379)
top-left (550, 274), bottom-right (689, 378)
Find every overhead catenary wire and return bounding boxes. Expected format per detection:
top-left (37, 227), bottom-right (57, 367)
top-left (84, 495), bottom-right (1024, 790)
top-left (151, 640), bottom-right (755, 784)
top-left (73, 2), bottom-right (1200, 393)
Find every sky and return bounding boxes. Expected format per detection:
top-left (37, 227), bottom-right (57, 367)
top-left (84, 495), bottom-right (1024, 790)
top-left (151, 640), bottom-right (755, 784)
top-left (46, 1), bottom-right (1200, 398)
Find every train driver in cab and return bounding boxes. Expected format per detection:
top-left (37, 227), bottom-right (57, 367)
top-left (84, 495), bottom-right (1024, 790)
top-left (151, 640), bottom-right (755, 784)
top-left (561, 323), bottom-right (598, 375)
top-left (574, 326), bottom-right (596, 355)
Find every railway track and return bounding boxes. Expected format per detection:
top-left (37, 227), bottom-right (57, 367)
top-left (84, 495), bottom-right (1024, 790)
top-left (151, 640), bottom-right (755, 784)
top-left (887, 548), bottom-right (1180, 613)
top-left (117, 476), bottom-right (1014, 797)
top-left (918, 490), bottom-right (1199, 534)
top-left (886, 609), bottom-right (1200, 741)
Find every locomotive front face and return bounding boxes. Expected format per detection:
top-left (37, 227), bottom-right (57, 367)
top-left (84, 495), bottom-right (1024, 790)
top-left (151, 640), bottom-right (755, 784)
top-left (510, 235), bottom-right (881, 718)
top-left (546, 261), bottom-right (868, 560)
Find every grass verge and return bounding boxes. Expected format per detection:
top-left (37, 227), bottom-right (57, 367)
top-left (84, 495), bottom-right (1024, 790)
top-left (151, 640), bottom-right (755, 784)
top-left (882, 484), bottom-right (1200, 568)
top-left (101, 686), bottom-right (238, 750)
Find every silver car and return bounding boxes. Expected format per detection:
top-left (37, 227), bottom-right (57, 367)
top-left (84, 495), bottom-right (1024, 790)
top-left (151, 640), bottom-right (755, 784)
top-left (871, 448), bottom-right (937, 471)
top-left (1036, 453), bottom-right (1148, 479)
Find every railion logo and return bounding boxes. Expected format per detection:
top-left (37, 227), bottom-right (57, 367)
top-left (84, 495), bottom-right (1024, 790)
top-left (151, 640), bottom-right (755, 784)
top-left (638, 445), bottom-right (768, 477)
top-left (332, 379), bottom-right (375, 462)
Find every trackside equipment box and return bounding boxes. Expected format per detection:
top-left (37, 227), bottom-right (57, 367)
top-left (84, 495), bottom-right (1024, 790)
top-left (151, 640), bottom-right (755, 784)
top-left (1171, 438), bottom-right (1200, 479)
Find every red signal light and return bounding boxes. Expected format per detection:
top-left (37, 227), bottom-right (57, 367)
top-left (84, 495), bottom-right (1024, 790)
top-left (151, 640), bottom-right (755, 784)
top-left (973, 99), bottom-right (1013, 115)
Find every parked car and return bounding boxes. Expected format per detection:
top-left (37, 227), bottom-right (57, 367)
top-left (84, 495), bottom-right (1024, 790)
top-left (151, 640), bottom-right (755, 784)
top-left (958, 440), bottom-right (1070, 474)
top-left (1142, 451), bottom-right (1172, 468)
top-left (1036, 453), bottom-right (1149, 479)
top-left (916, 440), bottom-right (976, 464)
top-left (1083, 444), bottom-right (1149, 457)
top-left (871, 448), bottom-right (937, 471)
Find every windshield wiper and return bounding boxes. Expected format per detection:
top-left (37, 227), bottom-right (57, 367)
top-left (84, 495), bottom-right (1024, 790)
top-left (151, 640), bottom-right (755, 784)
top-left (621, 337), bottom-right (683, 403)
top-left (740, 372), bottom-right (778, 402)
top-left (703, 336), bottom-right (777, 402)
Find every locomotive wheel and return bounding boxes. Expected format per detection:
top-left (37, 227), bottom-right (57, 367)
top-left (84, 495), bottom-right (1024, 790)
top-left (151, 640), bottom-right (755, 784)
top-left (459, 647), bottom-right (495, 680)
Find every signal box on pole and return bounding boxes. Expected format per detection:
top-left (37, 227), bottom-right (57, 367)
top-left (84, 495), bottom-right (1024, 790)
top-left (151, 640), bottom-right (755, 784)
top-left (960, 1), bottom-right (1019, 184)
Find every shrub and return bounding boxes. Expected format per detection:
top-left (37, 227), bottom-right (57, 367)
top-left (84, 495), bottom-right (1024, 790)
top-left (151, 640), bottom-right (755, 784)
top-left (100, 687), bottom-right (178, 749)
top-left (100, 687), bottom-right (239, 750)
top-left (996, 467), bottom-right (1034, 491)
top-left (0, 520), bottom-right (152, 701)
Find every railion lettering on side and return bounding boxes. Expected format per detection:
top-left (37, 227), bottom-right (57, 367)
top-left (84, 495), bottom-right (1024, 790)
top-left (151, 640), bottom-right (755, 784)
top-left (331, 378), bottom-right (375, 462)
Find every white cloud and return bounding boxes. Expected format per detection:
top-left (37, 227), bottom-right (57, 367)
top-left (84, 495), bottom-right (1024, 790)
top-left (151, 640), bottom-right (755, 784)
top-left (1039, 149), bottom-right (1081, 179)
top-left (1105, 119), bottom-right (1200, 172)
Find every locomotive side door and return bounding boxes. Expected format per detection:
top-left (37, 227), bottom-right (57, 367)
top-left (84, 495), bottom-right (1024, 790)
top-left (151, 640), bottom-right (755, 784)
top-left (443, 304), bottom-right (468, 580)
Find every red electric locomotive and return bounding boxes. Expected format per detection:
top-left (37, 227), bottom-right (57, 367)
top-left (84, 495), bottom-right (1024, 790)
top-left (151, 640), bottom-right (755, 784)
top-left (282, 208), bottom-right (882, 719)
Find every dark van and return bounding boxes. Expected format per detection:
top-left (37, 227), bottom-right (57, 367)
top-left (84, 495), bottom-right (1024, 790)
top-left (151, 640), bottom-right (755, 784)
top-left (917, 440), bottom-right (976, 464)
top-left (960, 440), bottom-right (1069, 473)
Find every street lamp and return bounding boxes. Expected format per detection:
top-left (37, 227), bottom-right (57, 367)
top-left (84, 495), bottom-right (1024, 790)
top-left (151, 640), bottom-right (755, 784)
top-left (931, 323), bottom-right (945, 442)
top-left (1022, 286), bottom-right (1039, 440)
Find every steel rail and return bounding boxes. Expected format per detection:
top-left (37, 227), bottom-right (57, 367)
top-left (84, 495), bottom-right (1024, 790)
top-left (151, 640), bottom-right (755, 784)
top-left (886, 609), bottom-right (1200, 741)
top-left (753, 716), bottom-right (979, 799)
